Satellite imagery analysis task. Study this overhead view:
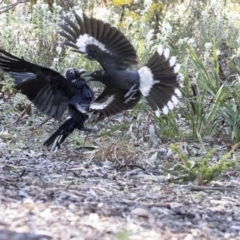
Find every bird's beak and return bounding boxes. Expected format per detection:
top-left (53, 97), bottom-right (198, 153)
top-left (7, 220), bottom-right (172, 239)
top-left (78, 69), bottom-right (86, 75)
top-left (81, 72), bottom-right (92, 78)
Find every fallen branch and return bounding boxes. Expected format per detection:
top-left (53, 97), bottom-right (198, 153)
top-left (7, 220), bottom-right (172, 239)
top-left (189, 185), bottom-right (240, 192)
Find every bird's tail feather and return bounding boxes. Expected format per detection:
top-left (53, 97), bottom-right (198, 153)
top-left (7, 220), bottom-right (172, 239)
top-left (44, 118), bottom-right (76, 151)
top-left (138, 45), bottom-right (182, 117)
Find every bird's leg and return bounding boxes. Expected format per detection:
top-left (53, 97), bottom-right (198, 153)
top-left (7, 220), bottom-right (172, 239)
top-left (82, 132), bottom-right (89, 150)
top-left (125, 84), bottom-right (138, 98)
top-left (124, 84), bottom-right (138, 103)
top-left (79, 127), bottom-right (99, 152)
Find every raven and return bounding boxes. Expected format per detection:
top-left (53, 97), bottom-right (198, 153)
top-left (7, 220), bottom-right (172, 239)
top-left (0, 50), bottom-right (96, 151)
top-left (58, 12), bottom-right (182, 120)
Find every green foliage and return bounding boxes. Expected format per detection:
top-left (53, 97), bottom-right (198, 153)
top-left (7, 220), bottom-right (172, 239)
top-left (1, 0), bottom-right (240, 153)
top-left (0, 75), bottom-right (14, 94)
top-left (179, 43), bottom-right (240, 143)
top-left (154, 111), bottom-right (179, 139)
top-left (117, 229), bottom-right (129, 240)
top-left (13, 93), bottom-right (31, 111)
top-left (181, 45), bottom-right (220, 140)
top-left (101, 121), bottom-right (133, 137)
top-left (169, 143), bottom-right (237, 183)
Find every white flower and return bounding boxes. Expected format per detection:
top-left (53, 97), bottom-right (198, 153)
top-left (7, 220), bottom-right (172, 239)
top-left (94, 8), bottom-right (111, 22)
top-left (56, 46), bottom-right (62, 54)
top-left (162, 22), bottom-right (172, 34)
top-left (146, 29), bottom-right (154, 41)
top-left (204, 42), bottom-right (212, 51)
top-left (19, 41), bottom-right (26, 46)
top-left (201, 11), bottom-right (208, 17)
top-left (144, 0), bottom-right (153, 8)
top-left (29, 41), bottom-right (35, 46)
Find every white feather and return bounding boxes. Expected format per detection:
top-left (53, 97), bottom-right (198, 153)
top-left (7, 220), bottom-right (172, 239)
top-left (162, 106), bottom-right (169, 115)
top-left (75, 104), bottom-right (88, 113)
top-left (174, 64), bottom-right (181, 73)
top-left (76, 34), bottom-right (108, 53)
top-left (155, 108), bottom-right (161, 117)
top-left (90, 96), bottom-right (114, 110)
top-left (174, 88), bottom-right (182, 97)
top-left (138, 66), bottom-right (156, 96)
top-left (163, 48), bottom-right (170, 59)
top-left (169, 56), bottom-right (176, 67)
top-left (171, 95), bottom-right (179, 104)
top-left (167, 101), bottom-right (174, 110)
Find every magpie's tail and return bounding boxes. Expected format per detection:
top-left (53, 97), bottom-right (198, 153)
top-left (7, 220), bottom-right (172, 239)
top-left (138, 45), bottom-right (182, 117)
top-left (44, 118), bottom-right (77, 151)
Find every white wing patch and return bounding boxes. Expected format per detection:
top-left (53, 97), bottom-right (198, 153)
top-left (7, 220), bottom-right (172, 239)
top-left (75, 103), bottom-right (88, 113)
top-left (162, 106), bottom-right (169, 115)
top-left (76, 34), bottom-right (109, 53)
top-left (171, 95), bottom-right (179, 104)
top-left (90, 95), bottom-right (114, 110)
top-left (163, 48), bottom-right (170, 59)
top-left (174, 88), bottom-right (182, 97)
top-left (167, 100), bottom-right (174, 110)
top-left (138, 66), bottom-right (160, 97)
top-left (169, 56), bottom-right (176, 67)
top-left (174, 64), bottom-right (181, 73)
top-left (155, 108), bottom-right (161, 117)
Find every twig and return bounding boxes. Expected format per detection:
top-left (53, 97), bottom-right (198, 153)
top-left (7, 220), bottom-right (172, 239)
top-left (0, 0), bottom-right (27, 14)
top-left (39, 117), bottom-right (51, 127)
top-left (189, 185), bottom-right (240, 192)
top-left (126, 164), bottom-right (146, 171)
top-left (0, 195), bottom-right (19, 202)
top-left (119, 199), bottom-right (171, 208)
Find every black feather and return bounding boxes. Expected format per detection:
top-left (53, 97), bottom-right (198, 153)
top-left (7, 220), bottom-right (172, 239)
top-left (0, 49), bottom-right (95, 150)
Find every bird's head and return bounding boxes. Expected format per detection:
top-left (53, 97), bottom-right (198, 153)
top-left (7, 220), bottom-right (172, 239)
top-left (64, 68), bottom-right (87, 83)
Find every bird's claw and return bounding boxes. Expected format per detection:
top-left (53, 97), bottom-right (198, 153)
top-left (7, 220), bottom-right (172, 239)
top-left (124, 84), bottom-right (138, 103)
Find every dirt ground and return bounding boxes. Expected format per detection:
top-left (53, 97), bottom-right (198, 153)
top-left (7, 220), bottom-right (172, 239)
top-left (1, 96), bottom-right (240, 240)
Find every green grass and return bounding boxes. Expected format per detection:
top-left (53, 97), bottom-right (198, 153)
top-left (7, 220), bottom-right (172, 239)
top-left (169, 143), bottom-right (237, 183)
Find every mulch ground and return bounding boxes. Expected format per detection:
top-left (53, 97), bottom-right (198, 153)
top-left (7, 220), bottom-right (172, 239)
top-left (1, 95), bottom-right (240, 240)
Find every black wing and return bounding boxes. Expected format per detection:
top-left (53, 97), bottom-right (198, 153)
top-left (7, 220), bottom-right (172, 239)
top-left (58, 12), bottom-right (138, 70)
top-left (90, 87), bottom-right (142, 121)
top-left (0, 49), bottom-right (79, 120)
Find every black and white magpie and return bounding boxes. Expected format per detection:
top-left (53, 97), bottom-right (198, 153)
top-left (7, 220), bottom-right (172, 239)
top-left (0, 49), bottom-right (96, 151)
top-left (58, 12), bottom-right (182, 120)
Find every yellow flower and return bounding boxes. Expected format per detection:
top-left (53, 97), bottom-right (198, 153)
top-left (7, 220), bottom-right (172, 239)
top-left (112, 0), bottom-right (132, 6)
top-left (128, 10), bottom-right (141, 21)
top-left (144, 2), bottom-right (164, 21)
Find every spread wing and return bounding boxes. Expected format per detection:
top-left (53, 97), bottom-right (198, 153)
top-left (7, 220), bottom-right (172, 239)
top-left (90, 87), bottom-right (142, 121)
top-left (58, 12), bottom-right (138, 70)
top-left (0, 49), bottom-right (80, 120)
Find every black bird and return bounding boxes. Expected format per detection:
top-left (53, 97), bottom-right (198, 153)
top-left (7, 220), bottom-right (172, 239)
top-left (58, 12), bottom-right (182, 120)
top-left (0, 49), bottom-right (96, 151)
